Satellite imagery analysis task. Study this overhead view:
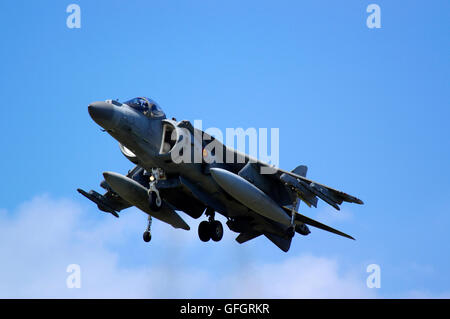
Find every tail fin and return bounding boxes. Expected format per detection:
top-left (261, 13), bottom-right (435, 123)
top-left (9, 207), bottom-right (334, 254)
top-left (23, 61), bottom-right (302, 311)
top-left (292, 165), bottom-right (307, 177)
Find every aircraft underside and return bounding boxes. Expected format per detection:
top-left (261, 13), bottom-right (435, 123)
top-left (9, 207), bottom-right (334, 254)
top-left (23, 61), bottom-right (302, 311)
top-left (79, 98), bottom-right (363, 252)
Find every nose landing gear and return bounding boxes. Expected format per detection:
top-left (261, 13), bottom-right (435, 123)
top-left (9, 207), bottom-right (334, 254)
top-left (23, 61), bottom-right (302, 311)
top-left (148, 168), bottom-right (163, 211)
top-left (148, 189), bottom-right (162, 211)
top-left (198, 208), bottom-right (223, 242)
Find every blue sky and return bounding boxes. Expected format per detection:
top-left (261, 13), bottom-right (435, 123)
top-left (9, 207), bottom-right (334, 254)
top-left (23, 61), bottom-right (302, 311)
top-left (0, 1), bottom-right (449, 297)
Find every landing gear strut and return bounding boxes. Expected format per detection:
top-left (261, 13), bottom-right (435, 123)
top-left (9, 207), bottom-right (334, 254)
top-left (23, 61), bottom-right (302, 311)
top-left (198, 208), bottom-right (223, 242)
top-left (148, 190), bottom-right (162, 211)
top-left (286, 198), bottom-right (298, 239)
top-left (148, 168), bottom-right (163, 211)
top-left (143, 215), bottom-right (152, 243)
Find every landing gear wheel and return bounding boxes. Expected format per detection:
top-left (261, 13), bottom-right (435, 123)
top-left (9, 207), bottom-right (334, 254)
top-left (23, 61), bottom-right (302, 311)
top-left (148, 191), bottom-right (162, 211)
top-left (143, 215), bottom-right (152, 243)
top-left (143, 231), bottom-right (152, 242)
top-left (210, 220), bottom-right (223, 242)
top-left (198, 221), bottom-right (211, 242)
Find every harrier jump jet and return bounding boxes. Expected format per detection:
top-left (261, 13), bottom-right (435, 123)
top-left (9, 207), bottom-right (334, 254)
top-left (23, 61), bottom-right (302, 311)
top-left (78, 97), bottom-right (363, 252)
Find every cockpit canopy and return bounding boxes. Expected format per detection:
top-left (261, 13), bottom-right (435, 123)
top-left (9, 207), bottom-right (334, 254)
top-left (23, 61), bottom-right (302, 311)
top-left (124, 97), bottom-right (166, 119)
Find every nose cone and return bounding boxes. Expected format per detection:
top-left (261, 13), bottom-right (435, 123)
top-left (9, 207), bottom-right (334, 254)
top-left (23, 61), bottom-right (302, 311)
top-left (88, 101), bottom-right (116, 128)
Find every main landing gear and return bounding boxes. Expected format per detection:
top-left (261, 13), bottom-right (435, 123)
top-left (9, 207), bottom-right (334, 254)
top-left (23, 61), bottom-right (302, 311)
top-left (143, 215), bottom-right (152, 242)
top-left (198, 208), bottom-right (223, 242)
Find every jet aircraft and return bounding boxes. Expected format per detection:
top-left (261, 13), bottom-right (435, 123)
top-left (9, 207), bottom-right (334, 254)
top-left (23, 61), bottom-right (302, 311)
top-left (78, 97), bottom-right (363, 252)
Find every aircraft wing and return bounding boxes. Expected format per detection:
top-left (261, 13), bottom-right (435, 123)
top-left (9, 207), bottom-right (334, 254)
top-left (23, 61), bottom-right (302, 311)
top-left (77, 188), bottom-right (128, 217)
top-left (275, 166), bottom-right (364, 211)
top-left (77, 166), bottom-right (144, 217)
top-left (209, 132), bottom-right (364, 212)
top-left (280, 206), bottom-right (355, 240)
top-left (241, 162), bottom-right (361, 242)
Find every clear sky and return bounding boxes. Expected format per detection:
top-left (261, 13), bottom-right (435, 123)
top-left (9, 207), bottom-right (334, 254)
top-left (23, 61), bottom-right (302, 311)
top-left (0, 1), bottom-right (449, 298)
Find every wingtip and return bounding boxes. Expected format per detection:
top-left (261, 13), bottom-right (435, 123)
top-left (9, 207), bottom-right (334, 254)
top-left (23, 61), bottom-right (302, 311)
top-left (77, 188), bottom-right (88, 196)
top-left (180, 224), bottom-right (190, 231)
top-left (342, 233), bottom-right (355, 240)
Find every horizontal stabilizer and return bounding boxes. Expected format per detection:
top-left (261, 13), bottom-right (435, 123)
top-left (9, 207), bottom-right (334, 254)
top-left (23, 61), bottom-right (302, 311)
top-left (282, 206), bottom-right (355, 240)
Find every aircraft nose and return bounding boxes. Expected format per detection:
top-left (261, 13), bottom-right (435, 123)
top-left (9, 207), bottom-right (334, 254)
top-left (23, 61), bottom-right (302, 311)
top-left (88, 101), bottom-right (115, 128)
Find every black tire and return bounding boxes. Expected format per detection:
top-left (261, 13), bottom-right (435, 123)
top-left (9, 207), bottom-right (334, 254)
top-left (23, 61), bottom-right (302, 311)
top-left (198, 221), bottom-right (211, 242)
top-left (210, 220), bottom-right (223, 242)
top-left (148, 191), bottom-right (162, 211)
top-left (143, 231), bottom-right (152, 242)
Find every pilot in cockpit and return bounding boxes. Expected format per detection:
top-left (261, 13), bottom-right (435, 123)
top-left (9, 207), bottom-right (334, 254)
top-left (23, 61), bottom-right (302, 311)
top-left (124, 97), bottom-right (166, 119)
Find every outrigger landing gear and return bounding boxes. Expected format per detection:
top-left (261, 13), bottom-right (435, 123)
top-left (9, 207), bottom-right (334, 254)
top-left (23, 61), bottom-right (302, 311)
top-left (286, 198), bottom-right (298, 239)
top-left (198, 208), bottom-right (223, 242)
top-left (286, 226), bottom-right (295, 239)
top-left (143, 215), bottom-right (152, 243)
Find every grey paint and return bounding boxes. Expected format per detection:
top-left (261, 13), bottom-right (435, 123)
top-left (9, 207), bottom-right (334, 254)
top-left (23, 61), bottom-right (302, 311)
top-left (210, 168), bottom-right (291, 227)
top-left (103, 171), bottom-right (190, 230)
top-left (79, 98), bottom-right (364, 252)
